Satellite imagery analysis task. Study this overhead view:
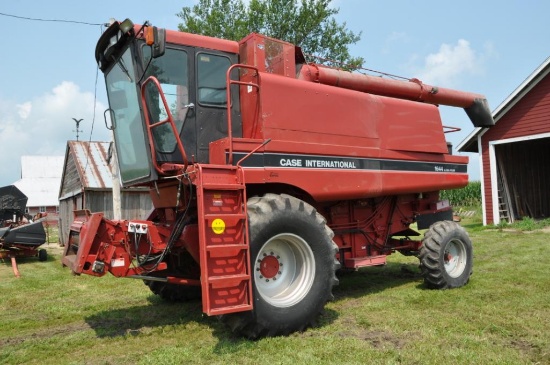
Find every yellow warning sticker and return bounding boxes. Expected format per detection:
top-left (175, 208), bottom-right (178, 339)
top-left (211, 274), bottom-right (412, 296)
top-left (212, 218), bottom-right (226, 235)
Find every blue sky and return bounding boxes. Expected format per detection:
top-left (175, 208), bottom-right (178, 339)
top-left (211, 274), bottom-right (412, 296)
top-left (0, 0), bottom-right (548, 186)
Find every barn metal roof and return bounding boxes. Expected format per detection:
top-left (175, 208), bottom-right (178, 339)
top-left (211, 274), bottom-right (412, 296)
top-left (13, 156), bottom-right (64, 207)
top-left (68, 141), bottom-right (113, 189)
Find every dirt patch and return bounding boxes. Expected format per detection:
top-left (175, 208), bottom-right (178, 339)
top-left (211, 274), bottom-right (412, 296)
top-left (509, 339), bottom-right (548, 363)
top-left (300, 316), bottom-right (407, 350)
top-left (0, 322), bottom-right (92, 347)
top-left (336, 329), bottom-right (406, 349)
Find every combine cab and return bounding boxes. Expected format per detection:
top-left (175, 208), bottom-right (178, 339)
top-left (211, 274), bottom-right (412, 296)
top-left (63, 19), bottom-right (494, 338)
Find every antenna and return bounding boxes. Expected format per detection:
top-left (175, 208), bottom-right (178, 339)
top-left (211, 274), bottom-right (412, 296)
top-left (72, 118), bottom-right (83, 141)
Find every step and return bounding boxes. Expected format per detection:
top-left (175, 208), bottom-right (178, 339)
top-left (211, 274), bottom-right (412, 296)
top-left (204, 213), bottom-right (246, 220)
top-left (207, 303), bottom-right (253, 316)
top-left (206, 243), bottom-right (248, 251)
top-left (202, 183), bottom-right (245, 191)
top-left (208, 273), bottom-right (251, 285)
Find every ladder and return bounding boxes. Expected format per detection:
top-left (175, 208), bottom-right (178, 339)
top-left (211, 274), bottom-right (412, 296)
top-left (195, 164), bottom-right (253, 315)
top-left (497, 159), bottom-right (514, 224)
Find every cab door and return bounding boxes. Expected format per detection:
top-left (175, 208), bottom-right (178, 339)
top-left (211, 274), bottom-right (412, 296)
top-left (142, 46), bottom-right (241, 165)
top-left (194, 51), bottom-right (241, 163)
top-left (142, 45), bottom-right (197, 165)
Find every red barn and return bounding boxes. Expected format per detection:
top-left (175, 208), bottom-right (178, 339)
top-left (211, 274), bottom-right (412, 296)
top-left (458, 56), bottom-right (550, 225)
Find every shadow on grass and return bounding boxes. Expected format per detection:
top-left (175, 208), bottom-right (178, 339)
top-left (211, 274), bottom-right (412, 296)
top-left (0, 251), bottom-right (49, 267)
top-left (84, 261), bottom-right (424, 340)
top-left (84, 296), bottom-right (218, 338)
top-left (333, 260), bottom-right (425, 300)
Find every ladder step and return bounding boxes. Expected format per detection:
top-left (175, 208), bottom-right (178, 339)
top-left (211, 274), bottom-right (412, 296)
top-left (208, 274), bottom-right (250, 285)
top-left (204, 213), bottom-right (246, 220)
top-left (202, 183), bottom-right (244, 190)
top-left (207, 303), bottom-right (253, 316)
top-left (206, 244), bottom-right (248, 251)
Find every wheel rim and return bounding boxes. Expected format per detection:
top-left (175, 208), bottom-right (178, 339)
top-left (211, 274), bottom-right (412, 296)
top-left (254, 233), bottom-right (315, 308)
top-left (443, 239), bottom-right (468, 278)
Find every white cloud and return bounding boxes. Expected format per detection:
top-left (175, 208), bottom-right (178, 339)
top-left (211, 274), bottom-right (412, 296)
top-left (16, 102), bottom-right (32, 119)
top-left (415, 39), bottom-right (484, 86)
top-left (0, 82), bottom-right (110, 186)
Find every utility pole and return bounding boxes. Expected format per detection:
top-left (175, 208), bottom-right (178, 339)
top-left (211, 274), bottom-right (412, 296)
top-left (72, 118), bottom-right (83, 141)
top-left (110, 140), bottom-right (122, 220)
top-left (105, 113), bottom-right (121, 220)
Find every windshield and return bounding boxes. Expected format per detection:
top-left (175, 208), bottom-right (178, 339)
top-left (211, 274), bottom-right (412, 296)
top-left (106, 46), bottom-right (150, 183)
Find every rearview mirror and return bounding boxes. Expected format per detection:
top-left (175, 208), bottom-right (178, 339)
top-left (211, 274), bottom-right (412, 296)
top-left (146, 26), bottom-right (166, 59)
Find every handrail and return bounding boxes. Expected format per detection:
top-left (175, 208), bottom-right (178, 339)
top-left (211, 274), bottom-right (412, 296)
top-left (225, 64), bottom-right (261, 165)
top-left (236, 139), bottom-right (271, 168)
top-left (140, 75), bottom-right (189, 174)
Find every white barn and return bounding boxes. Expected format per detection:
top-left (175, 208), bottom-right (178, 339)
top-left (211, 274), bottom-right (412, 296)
top-left (13, 156), bottom-right (64, 223)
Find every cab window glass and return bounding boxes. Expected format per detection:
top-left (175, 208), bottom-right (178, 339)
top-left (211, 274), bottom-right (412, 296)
top-left (197, 54), bottom-right (230, 106)
top-left (142, 47), bottom-right (189, 153)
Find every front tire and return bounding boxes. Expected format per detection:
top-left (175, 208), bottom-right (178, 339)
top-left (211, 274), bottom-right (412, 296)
top-left (419, 221), bottom-right (473, 289)
top-left (220, 194), bottom-right (339, 338)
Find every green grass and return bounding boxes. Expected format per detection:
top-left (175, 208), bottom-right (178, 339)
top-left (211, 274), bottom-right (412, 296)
top-left (1, 224), bottom-right (549, 364)
top-left (493, 217), bottom-right (550, 232)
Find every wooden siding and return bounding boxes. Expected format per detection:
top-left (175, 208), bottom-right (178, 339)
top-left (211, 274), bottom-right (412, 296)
top-left (58, 194), bottom-right (84, 246)
top-left (481, 73), bottom-right (550, 224)
top-left (58, 190), bottom-right (152, 246)
top-left (484, 75), bottom-right (550, 142)
top-left (60, 152), bottom-right (82, 198)
top-left (87, 190), bottom-right (152, 220)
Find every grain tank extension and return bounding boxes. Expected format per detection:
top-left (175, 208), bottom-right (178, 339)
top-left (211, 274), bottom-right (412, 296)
top-left (63, 19), bottom-right (494, 338)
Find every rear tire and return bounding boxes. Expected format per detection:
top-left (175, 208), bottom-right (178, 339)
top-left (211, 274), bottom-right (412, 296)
top-left (419, 220), bottom-right (473, 289)
top-left (220, 194), bottom-right (339, 338)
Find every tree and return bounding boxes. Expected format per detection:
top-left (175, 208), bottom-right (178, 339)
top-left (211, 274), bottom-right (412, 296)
top-left (177, 0), bottom-right (363, 69)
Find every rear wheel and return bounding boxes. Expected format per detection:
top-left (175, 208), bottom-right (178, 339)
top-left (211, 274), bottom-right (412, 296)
top-left (220, 194), bottom-right (339, 338)
top-left (419, 220), bottom-right (473, 289)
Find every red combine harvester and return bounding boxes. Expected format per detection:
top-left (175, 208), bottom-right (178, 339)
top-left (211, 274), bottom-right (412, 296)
top-left (63, 19), bottom-right (494, 338)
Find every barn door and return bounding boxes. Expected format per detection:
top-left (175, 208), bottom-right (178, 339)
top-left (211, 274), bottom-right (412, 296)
top-left (495, 138), bottom-right (550, 221)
